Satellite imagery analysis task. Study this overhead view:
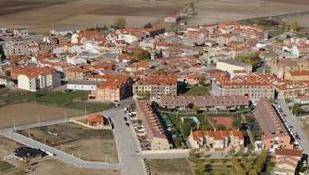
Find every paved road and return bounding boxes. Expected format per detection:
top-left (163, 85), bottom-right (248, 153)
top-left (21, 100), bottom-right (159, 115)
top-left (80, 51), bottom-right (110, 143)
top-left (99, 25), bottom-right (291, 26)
top-left (0, 129), bottom-right (121, 170)
top-left (277, 99), bottom-right (309, 154)
top-left (103, 103), bottom-right (146, 175)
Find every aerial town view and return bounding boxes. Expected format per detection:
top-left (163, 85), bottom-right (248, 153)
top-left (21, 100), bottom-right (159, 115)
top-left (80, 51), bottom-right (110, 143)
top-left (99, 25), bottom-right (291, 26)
top-left (0, 0), bottom-right (309, 175)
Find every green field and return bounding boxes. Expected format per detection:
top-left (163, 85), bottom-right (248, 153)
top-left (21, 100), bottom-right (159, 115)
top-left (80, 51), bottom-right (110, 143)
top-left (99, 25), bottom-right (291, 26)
top-left (183, 85), bottom-right (210, 96)
top-left (0, 89), bottom-right (112, 113)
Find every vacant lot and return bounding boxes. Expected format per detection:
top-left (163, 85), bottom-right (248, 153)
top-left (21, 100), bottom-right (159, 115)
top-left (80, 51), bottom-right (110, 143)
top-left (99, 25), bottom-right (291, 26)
top-left (147, 159), bottom-right (194, 175)
top-left (0, 136), bottom-right (119, 175)
top-left (28, 159), bottom-right (119, 175)
top-left (0, 0), bottom-right (186, 33)
top-left (0, 90), bottom-right (112, 128)
top-left (0, 103), bottom-right (81, 128)
top-left (19, 123), bottom-right (118, 163)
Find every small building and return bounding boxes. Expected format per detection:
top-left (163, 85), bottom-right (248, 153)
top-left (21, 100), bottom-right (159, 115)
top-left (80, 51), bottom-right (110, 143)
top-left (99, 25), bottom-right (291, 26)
top-left (66, 80), bottom-right (100, 91)
top-left (294, 95), bottom-right (309, 105)
top-left (164, 14), bottom-right (180, 23)
top-left (216, 59), bottom-right (252, 77)
top-left (87, 114), bottom-right (109, 126)
top-left (274, 148), bottom-right (303, 175)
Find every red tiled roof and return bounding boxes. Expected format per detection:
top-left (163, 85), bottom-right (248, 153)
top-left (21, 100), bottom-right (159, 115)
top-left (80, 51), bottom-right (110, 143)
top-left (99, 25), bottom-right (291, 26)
top-left (275, 148), bottom-right (303, 157)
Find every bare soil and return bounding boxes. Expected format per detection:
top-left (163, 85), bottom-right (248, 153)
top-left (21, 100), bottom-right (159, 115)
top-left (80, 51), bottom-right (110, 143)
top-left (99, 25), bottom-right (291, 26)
top-left (0, 103), bottom-right (82, 129)
top-left (19, 123), bottom-right (118, 163)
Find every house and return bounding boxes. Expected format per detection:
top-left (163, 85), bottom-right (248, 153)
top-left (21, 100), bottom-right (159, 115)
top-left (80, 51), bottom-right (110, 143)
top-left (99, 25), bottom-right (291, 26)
top-left (188, 130), bottom-right (244, 150)
top-left (87, 114), bottom-right (109, 126)
top-left (65, 67), bottom-right (91, 81)
top-left (13, 66), bottom-right (61, 92)
top-left (274, 148), bottom-right (303, 175)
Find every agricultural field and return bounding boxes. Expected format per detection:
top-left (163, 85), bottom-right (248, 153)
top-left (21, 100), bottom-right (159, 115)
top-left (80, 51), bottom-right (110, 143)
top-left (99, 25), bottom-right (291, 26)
top-left (0, 0), bottom-right (186, 33)
top-left (0, 0), bottom-right (309, 33)
top-left (19, 123), bottom-right (118, 163)
top-left (189, 0), bottom-right (309, 26)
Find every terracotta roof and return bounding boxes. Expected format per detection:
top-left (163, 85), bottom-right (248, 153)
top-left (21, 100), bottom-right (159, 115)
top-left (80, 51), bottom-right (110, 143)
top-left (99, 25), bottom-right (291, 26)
top-left (275, 148), bottom-right (303, 157)
top-left (137, 75), bottom-right (177, 86)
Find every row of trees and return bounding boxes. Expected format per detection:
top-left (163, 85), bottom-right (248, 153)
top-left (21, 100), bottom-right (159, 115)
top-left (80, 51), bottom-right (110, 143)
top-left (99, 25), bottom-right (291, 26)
top-left (281, 21), bottom-right (301, 32)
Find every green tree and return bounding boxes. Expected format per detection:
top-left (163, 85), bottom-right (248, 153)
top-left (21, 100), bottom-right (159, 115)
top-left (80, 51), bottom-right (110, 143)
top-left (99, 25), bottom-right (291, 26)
top-left (143, 22), bottom-right (153, 28)
top-left (113, 17), bottom-right (126, 29)
top-left (0, 45), bottom-right (6, 62)
top-left (255, 149), bottom-right (268, 173)
top-left (133, 48), bottom-right (151, 60)
top-left (182, 118), bottom-right (192, 137)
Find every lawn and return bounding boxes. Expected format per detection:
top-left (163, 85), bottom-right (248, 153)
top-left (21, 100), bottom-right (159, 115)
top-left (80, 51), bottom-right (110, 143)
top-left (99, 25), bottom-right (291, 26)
top-left (183, 85), bottom-right (210, 96)
top-left (0, 90), bottom-right (112, 113)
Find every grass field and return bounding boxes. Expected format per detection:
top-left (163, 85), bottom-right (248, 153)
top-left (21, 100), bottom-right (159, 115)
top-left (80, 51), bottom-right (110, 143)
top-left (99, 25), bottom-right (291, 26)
top-left (183, 85), bottom-right (210, 96)
top-left (147, 159), bottom-right (194, 175)
top-left (19, 123), bottom-right (118, 163)
top-left (148, 156), bottom-right (269, 175)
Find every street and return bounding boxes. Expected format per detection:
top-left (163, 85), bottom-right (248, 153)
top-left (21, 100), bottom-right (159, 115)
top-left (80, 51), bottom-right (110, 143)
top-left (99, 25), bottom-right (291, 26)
top-left (277, 99), bottom-right (309, 154)
top-left (103, 103), bottom-right (146, 175)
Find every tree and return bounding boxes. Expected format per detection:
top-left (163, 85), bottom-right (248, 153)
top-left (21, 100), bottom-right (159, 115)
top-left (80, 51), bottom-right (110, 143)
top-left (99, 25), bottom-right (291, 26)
top-left (0, 45), bottom-right (6, 62)
top-left (132, 48), bottom-right (151, 60)
top-left (217, 124), bottom-right (226, 130)
top-left (143, 22), bottom-right (153, 29)
top-left (182, 118), bottom-right (193, 137)
top-left (113, 17), bottom-right (126, 29)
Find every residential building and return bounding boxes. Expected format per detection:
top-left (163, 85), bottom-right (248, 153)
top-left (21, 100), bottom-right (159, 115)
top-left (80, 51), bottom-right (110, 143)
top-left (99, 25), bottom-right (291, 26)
top-left (13, 66), bottom-right (61, 92)
top-left (158, 95), bottom-right (250, 111)
top-left (90, 75), bottom-right (132, 102)
top-left (188, 130), bottom-right (244, 150)
top-left (136, 100), bottom-right (170, 150)
top-left (133, 75), bottom-right (177, 98)
top-left (274, 148), bottom-right (303, 175)
top-left (211, 74), bottom-right (275, 102)
top-left (255, 73), bottom-right (309, 99)
top-left (254, 100), bottom-right (292, 151)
